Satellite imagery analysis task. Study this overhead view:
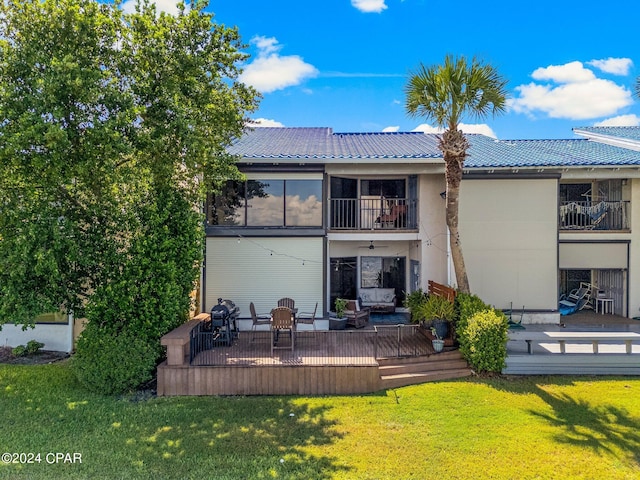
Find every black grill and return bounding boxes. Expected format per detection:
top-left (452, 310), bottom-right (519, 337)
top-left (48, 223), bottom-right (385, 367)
top-left (207, 298), bottom-right (239, 345)
top-left (190, 298), bottom-right (240, 362)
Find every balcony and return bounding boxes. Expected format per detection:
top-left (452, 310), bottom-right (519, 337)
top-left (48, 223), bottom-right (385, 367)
top-left (559, 201), bottom-right (630, 231)
top-left (330, 197), bottom-right (417, 230)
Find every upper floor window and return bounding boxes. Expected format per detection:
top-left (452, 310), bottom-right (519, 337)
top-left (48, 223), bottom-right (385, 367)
top-left (208, 179), bottom-right (322, 227)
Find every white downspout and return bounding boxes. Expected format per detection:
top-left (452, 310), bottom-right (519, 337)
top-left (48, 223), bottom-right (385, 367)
top-left (67, 311), bottom-right (74, 354)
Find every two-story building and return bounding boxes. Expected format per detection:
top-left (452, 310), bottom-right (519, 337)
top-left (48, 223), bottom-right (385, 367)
top-left (203, 126), bottom-right (640, 326)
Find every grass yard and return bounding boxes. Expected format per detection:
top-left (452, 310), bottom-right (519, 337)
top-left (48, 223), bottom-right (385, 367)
top-left (1, 361), bottom-right (639, 479)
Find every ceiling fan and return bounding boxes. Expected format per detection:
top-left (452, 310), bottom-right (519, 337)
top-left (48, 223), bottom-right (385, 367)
top-left (358, 241), bottom-right (388, 250)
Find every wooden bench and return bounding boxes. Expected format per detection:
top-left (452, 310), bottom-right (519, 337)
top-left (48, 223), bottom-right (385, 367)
top-left (160, 315), bottom-right (208, 366)
top-left (510, 331), bottom-right (640, 355)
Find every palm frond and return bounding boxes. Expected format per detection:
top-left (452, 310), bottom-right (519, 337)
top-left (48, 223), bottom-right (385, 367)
top-left (405, 54), bottom-right (509, 130)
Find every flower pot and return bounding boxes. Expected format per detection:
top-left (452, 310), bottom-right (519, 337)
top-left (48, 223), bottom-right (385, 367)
top-left (329, 317), bottom-right (347, 330)
top-left (432, 339), bottom-right (445, 353)
top-left (432, 319), bottom-right (449, 339)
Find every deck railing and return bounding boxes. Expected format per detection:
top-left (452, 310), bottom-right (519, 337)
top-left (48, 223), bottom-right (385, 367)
top-left (330, 198), bottom-right (417, 230)
top-left (559, 201), bottom-right (630, 230)
top-left (188, 323), bottom-right (431, 366)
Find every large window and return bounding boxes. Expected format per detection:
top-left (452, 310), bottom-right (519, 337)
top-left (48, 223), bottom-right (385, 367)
top-left (209, 179), bottom-right (322, 227)
top-left (285, 180), bottom-right (323, 227)
top-left (360, 256), bottom-right (406, 302)
top-left (247, 180), bottom-right (284, 226)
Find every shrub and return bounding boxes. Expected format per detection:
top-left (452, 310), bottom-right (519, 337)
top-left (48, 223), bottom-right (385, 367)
top-left (26, 340), bottom-right (45, 354)
top-left (11, 340), bottom-right (44, 357)
top-left (72, 324), bottom-right (159, 395)
top-left (11, 345), bottom-right (27, 357)
top-left (457, 309), bottom-right (508, 373)
top-left (455, 292), bottom-right (492, 331)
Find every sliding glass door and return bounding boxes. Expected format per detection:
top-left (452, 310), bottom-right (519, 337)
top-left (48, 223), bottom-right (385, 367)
top-left (330, 257), bottom-right (357, 310)
top-left (360, 256), bottom-right (406, 303)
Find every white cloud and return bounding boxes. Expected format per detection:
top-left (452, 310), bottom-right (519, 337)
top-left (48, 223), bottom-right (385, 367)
top-left (594, 114), bottom-right (640, 127)
top-left (511, 60), bottom-right (633, 120)
top-left (411, 123), bottom-right (497, 138)
top-left (587, 57), bottom-right (633, 75)
top-left (251, 118), bottom-right (286, 127)
top-left (351, 0), bottom-right (388, 13)
top-left (457, 123), bottom-right (498, 138)
top-left (531, 61), bottom-right (595, 83)
top-left (240, 36), bottom-right (318, 93)
top-left (121, 0), bottom-right (187, 15)
top-left (382, 126), bottom-right (400, 132)
top-left (412, 124), bottom-right (442, 134)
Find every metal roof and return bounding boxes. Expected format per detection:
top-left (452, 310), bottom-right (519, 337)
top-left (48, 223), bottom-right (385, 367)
top-left (228, 127), bottom-right (443, 159)
top-left (227, 126), bottom-right (640, 168)
top-left (466, 135), bottom-right (640, 168)
top-left (573, 126), bottom-right (640, 143)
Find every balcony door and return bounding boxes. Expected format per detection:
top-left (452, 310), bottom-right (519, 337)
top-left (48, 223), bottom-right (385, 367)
top-left (330, 177), bottom-right (357, 229)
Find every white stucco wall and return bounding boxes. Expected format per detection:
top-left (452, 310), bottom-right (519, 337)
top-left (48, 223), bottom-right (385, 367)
top-left (459, 177), bottom-right (558, 312)
top-left (624, 178), bottom-right (640, 318)
top-left (1, 322), bottom-right (73, 353)
top-left (418, 174), bottom-right (449, 288)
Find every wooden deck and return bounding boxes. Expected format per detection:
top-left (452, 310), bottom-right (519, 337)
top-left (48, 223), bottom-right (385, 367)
top-left (157, 325), bottom-right (470, 396)
top-left (504, 311), bottom-right (640, 375)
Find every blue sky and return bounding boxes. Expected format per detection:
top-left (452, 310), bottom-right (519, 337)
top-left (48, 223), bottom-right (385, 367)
top-left (127, 0), bottom-right (639, 140)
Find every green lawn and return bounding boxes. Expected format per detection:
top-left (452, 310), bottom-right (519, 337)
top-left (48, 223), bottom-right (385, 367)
top-left (1, 361), bottom-right (639, 479)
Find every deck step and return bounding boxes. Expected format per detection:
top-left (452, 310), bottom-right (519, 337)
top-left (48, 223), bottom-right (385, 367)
top-left (380, 368), bottom-right (472, 389)
top-left (378, 350), bottom-right (472, 389)
top-left (504, 353), bottom-right (640, 375)
top-left (377, 349), bottom-right (462, 365)
top-left (379, 359), bottom-right (469, 375)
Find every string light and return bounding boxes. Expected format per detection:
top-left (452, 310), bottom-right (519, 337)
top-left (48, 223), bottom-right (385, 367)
top-left (223, 226), bottom-right (451, 266)
top-left (225, 228), bottom-right (321, 265)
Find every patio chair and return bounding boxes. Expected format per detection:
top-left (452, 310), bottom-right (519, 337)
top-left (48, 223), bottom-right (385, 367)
top-left (250, 302), bottom-right (271, 342)
top-left (559, 282), bottom-right (592, 316)
top-left (271, 306), bottom-right (295, 354)
top-left (296, 302), bottom-right (318, 330)
top-left (376, 203), bottom-right (407, 228)
top-left (345, 300), bottom-right (369, 328)
top-left (586, 202), bottom-right (607, 230)
top-left (504, 302), bottom-right (525, 330)
top-left (277, 297), bottom-right (296, 310)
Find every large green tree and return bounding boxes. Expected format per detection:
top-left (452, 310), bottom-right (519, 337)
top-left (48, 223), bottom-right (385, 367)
top-left (0, 0), bottom-right (258, 390)
top-left (405, 55), bottom-right (508, 294)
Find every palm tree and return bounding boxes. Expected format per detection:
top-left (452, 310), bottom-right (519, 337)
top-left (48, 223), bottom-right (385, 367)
top-left (405, 55), bottom-right (508, 294)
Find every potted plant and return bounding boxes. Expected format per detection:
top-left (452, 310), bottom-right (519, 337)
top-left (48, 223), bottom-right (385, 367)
top-left (416, 294), bottom-right (455, 339)
top-left (430, 327), bottom-right (445, 353)
top-left (330, 298), bottom-right (349, 330)
top-left (404, 289), bottom-right (429, 324)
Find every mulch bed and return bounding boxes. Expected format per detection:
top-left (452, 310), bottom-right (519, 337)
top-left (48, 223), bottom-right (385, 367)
top-left (0, 346), bottom-right (70, 365)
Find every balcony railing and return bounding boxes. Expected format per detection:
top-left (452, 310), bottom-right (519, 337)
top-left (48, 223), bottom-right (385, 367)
top-left (559, 201), bottom-right (630, 231)
top-left (330, 197), bottom-right (418, 230)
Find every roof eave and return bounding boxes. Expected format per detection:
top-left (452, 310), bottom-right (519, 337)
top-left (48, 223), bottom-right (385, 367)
top-left (573, 129), bottom-right (640, 152)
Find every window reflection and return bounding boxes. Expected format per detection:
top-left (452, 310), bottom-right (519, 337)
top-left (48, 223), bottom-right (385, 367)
top-left (247, 180), bottom-right (284, 226)
top-left (286, 180), bottom-right (322, 227)
top-left (208, 179), bottom-right (322, 227)
top-left (211, 181), bottom-right (245, 226)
